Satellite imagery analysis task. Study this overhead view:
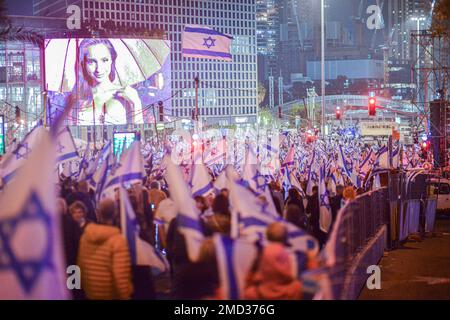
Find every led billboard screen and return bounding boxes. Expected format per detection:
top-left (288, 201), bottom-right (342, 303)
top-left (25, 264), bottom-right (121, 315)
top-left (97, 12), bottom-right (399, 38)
top-left (44, 38), bottom-right (171, 125)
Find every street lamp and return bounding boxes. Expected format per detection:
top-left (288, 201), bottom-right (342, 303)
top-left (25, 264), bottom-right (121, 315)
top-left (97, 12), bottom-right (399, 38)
top-left (321, 0), bottom-right (325, 137)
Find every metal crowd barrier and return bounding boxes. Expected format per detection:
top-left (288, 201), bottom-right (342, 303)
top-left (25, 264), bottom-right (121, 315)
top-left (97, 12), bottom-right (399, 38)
top-left (324, 172), bottom-right (437, 300)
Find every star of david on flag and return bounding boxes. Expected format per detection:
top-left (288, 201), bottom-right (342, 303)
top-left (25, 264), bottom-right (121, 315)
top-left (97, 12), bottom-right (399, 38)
top-left (182, 24), bottom-right (233, 61)
top-left (0, 129), bottom-right (68, 299)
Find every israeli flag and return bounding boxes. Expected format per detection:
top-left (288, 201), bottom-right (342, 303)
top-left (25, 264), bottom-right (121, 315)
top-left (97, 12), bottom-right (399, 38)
top-left (0, 130), bottom-right (69, 299)
top-left (337, 145), bottom-right (353, 179)
top-left (359, 149), bottom-right (373, 178)
top-left (101, 141), bottom-right (145, 199)
top-left (119, 187), bottom-right (169, 273)
top-left (213, 169), bottom-right (228, 191)
top-left (228, 171), bottom-right (318, 254)
top-left (213, 235), bottom-right (258, 300)
top-left (282, 146), bottom-right (295, 168)
top-left (0, 125), bottom-right (46, 186)
top-left (190, 163), bottom-right (215, 198)
top-left (319, 164), bottom-right (332, 233)
top-left (163, 154), bottom-right (204, 262)
top-left (77, 138), bottom-right (91, 181)
top-left (203, 138), bottom-right (226, 166)
top-left (374, 146), bottom-right (389, 169)
top-left (55, 127), bottom-right (78, 164)
top-left (182, 24), bottom-right (233, 61)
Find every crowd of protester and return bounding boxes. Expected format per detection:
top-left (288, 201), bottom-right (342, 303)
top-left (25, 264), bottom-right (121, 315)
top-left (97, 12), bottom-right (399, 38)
top-left (57, 169), bottom-right (359, 300)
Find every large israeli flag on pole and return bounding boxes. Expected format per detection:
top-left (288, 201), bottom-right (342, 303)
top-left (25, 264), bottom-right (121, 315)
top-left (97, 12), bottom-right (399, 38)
top-left (0, 130), bottom-right (69, 299)
top-left (182, 25), bottom-right (233, 61)
top-left (119, 187), bottom-right (169, 273)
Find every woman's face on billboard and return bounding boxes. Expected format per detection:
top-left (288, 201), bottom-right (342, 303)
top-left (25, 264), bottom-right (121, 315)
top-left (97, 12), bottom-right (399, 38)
top-left (84, 43), bottom-right (112, 85)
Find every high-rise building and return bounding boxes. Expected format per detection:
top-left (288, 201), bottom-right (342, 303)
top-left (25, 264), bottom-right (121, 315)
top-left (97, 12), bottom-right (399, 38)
top-left (33, 0), bottom-right (258, 126)
top-left (256, 0), bottom-right (279, 81)
top-left (33, 0), bottom-right (82, 17)
top-left (387, 0), bottom-right (431, 61)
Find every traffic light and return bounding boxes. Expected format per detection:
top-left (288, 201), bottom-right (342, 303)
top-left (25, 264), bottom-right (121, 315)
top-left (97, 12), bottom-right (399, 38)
top-left (421, 140), bottom-right (430, 159)
top-left (335, 106), bottom-right (342, 120)
top-left (158, 101), bottom-right (164, 122)
top-left (368, 97), bottom-right (376, 116)
top-left (15, 106), bottom-right (21, 123)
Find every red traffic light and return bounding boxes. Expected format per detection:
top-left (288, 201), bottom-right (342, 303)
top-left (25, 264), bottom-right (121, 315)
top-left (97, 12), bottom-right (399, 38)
top-left (335, 107), bottom-right (342, 120)
top-left (421, 141), bottom-right (430, 150)
top-left (368, 97), bottom-right (376, 116)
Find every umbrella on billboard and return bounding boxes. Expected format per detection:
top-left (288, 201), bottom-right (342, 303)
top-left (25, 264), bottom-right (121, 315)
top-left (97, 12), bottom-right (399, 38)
top-left (44, 38), bottom-right (170, 92)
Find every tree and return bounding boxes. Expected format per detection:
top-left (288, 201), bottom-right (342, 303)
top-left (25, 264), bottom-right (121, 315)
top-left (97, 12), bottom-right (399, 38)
top-left (258, 82), bottom-right (267, 107)
top-left (0, 0), bottom-right (43, 47)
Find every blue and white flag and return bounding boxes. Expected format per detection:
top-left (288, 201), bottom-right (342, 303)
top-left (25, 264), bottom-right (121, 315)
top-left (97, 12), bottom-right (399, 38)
top-left (190, 163), bottom-right (215, 198)
top-left (101, 141), bottom-right (145, 199)
top-left (337, 145), bottom-right (353, 179)
top-left (213, 169), bottom-right (228, 191)
top-left (77, 138), bottom-right (91, 181)
top-left (203, 138), bottom-right (226, 166)
top-left (319, 164), bottom-right (332, 233)
top-left (0, 130), bottom-right (68, 299)
top-left (306, 151), bottom-right (319, 196)
top-left (282, 146), bottom-right (295, 168)
top-left (55, 127), bottom-right (78, 165)
top-left (374, 146), bottom-right (389, 169)
top-left (164, 153), bottom-right (204, 262)
top-left (119, 187), bottom-right (169, 273)
top-left (359, 149), bottom-right (373, 178)
top-left (182, 25), bottom-right (233, 61)
top-left (0, 125), bottom-right (46, 186)
top-left (213, 235), bottom-right (258, 300)
top-left (227, 169), bottom-right (318, 254)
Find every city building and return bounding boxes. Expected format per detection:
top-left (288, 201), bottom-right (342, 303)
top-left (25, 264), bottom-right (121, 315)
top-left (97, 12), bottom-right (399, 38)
top-left (0, 15), bottom-right (68, 141)
top-left (256, 0), bottom-right (279, 81)
top-left (307, 59), bottom-right (384, 81)
top-left (386, 0), bottom-right (432, 61)
top-left (33, 0), bottom-right (258, 126)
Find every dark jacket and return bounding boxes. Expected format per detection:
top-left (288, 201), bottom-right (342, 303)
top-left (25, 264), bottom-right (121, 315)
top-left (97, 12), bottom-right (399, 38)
top-left (66, 191), bottom-right (97, 223)
top-left (330, 195), bottom-right (343, 223)
top-left (166, 217), bottom-right (191, 298)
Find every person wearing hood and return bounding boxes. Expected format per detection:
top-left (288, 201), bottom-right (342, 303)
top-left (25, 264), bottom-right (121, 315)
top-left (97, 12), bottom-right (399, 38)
top-left (244, 223), bottom-right (303, 300)
top-left (77, 198), bottom-right (133, 300)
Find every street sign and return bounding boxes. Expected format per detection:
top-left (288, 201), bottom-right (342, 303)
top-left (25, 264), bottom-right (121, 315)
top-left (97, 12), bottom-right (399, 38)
top-left (156, 123), bottom-right (165, 131)
top-left (360, 121), bottom-right (398, 136)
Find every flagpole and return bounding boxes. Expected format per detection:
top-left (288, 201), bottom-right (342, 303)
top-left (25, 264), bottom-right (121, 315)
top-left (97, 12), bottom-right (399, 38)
top-left (321, 0), bottom-right (326, 136)
top-left (93, 99), bottom-right (97, 151)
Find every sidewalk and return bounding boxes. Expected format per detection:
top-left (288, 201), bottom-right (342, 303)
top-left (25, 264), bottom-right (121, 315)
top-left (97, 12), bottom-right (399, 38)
top-left (359, 216), bottom-right (450, 300)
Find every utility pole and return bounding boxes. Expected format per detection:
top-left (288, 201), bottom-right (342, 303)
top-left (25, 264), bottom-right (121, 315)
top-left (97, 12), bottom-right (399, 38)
top-left (194, 76), bottom-right (199, 122)
top-left (92, 99), bottom-right (96, 151)
top-left (320, 0), bottom-right (326, 136)
top-left (151, 104), bottom-right (159, 144)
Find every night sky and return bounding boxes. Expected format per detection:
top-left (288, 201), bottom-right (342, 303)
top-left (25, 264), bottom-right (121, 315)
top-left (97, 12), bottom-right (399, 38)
top-left (5, 0), bottom-right (33, 15)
